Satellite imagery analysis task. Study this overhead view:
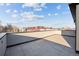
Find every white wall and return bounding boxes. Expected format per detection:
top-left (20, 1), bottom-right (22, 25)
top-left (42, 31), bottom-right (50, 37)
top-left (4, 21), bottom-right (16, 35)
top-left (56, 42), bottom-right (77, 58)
top-left (0, 34), bottom-right (6, 56)
top-left (76, 4), bottom-right (79, 51)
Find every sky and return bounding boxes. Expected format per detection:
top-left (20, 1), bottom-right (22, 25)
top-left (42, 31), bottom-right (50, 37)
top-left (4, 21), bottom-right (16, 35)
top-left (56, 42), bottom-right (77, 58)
top-left (0, 3), bottom-right (75, 28)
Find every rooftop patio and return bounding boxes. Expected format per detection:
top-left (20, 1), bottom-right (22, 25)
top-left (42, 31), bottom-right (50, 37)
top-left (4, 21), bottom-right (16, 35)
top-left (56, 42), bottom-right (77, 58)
top-left (0, 30), bottom-right (78, 56)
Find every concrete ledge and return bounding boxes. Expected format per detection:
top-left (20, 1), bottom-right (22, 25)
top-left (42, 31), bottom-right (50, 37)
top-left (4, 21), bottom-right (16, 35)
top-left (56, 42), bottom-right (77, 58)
top-left (0, 33), bottom-right (7, 56)
top-left (0, 33), bottom-right (6, 40)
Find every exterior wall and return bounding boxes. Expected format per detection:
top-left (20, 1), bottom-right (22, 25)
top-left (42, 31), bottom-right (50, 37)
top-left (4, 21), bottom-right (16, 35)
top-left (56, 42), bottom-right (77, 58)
top-left (76, 4), bottom-right (79, 51)
top-left (69, 4), bottom-right (76, 22)
top-left (0, 34), bottom-right (6, 56)
top-left (61, 30), bottom-right (75, 36)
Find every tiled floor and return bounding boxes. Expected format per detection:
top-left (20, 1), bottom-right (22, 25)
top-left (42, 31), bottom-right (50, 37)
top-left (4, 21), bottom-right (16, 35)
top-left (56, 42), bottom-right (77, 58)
top-left (5, 35), bottom-right (78, 56)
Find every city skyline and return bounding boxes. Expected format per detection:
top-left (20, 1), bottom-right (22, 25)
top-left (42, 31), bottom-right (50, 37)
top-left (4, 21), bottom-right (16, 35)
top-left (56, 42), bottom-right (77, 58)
top-left (0, 3), bottom-right (75, 28)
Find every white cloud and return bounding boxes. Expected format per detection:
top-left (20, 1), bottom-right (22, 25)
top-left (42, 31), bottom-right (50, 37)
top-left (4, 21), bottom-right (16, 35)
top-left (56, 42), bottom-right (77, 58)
top-left (0, 3), bottom-right (5, 6)
top-left (67, 6), bottom-right (70, 9)
top-left (34, 8), bottom-right (42, 11)
top-left (0, 3), bottom-right (11, 6)
top-left (62, 11), bottom-right (70, 15)
top-left (0, 21), bottom-right (7, 26)
top-left (6, 9), bottom-right (18, 14)
top-left (13, 10), bottom-right (18, 13)
top-left (22, 3), bottom-right (46, 8)
top-left (11, 14), bottom-right (18, 18)
top-left (6, 3), bottom-right (11, 6)
top-left (54, 13), bottom-right (58, 16)
top-left (48, 13), bottom-right (52, 16)
top-left (22, 3), bottom-right (38, 8)
top-left (22, 3), bottom-right (46, 11)
top-left (5, 9), bottom-right (11, 13)
top-left (41, 3), bottom-right (46, 7)
top-left (48, 13), bottom-right (59, 16)
top-left (5, 9), bottom-right (18, 14)
top-left (20, 12), bottom-right (44, 21)
top-left (56, 5), bottom-right (61, 10)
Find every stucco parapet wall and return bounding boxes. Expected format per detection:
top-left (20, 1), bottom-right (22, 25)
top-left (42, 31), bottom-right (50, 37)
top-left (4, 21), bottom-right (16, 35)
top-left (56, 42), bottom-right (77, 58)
top-left (0, 33), bottom-right (6, 40)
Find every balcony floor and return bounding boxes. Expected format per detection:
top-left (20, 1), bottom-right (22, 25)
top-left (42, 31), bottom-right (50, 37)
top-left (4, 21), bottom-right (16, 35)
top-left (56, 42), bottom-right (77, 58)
top-left (4, 34), bottom-right (79, 56)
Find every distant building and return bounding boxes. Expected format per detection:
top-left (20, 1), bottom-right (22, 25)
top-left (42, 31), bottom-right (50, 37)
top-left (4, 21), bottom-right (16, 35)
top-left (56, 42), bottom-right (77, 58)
top-left (25, 26), bottom-right (53, 32)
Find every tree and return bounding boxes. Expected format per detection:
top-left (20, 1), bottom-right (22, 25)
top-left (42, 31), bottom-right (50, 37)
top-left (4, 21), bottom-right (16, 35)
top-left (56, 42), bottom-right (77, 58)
top-left (0, 21), bottom-right (4, 32)
top-left (0, 20), bottom-right (2, 25)
top-left (7, 24), bottom-right (13, 32)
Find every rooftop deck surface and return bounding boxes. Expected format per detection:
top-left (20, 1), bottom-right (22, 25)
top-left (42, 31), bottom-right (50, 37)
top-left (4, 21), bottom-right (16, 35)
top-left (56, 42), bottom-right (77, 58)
top-left (4, 31), bottom-right (79, 56)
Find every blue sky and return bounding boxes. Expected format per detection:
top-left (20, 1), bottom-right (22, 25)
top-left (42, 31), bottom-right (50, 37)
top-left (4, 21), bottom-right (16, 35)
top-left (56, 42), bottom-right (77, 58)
top-left (0, 3), bottom-right (75, 28)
